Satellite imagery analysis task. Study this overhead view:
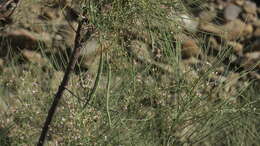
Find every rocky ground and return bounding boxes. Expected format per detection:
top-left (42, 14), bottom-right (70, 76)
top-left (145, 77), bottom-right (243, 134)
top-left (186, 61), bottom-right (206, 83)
top-left (0, 0), bottom-right (259, 78)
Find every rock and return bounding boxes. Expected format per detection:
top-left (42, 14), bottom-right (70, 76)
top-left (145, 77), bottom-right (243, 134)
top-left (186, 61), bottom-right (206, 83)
top-left (227, 41), bottom-right (243, 55)
top-left (199, 22), bottom-right (223, 35)
top-left (170, 12), bottom-right (199, 32)
top-left (224, 4), bottom-right (242, 21)
top-left (179, 14), bottom-right (199, 32)
top-left (243, 1), bottom-right (257, 14)
top-left (22, 50), bottom-right (46, 64)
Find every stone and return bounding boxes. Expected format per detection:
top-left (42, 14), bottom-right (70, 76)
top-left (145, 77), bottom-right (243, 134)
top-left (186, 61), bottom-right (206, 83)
top-left (179, 14), bottom-right (199, 32)
top-left (243, 1), bottom-right (257, 14)
top-left (224, 4), bottom-right (242, 21)
top-left (199, 22), bottom-right (223, 35)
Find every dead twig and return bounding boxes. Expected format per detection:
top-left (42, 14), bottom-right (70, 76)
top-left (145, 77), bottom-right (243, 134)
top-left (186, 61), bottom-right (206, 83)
top-left (37, 16), bottom-right (92, 146)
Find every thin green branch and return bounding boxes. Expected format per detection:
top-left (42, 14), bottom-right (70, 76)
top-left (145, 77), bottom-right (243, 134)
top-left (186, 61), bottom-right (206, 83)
top-left (106, 53), bottom-right (112, 128)
top-left (82, 47), bottom-right (103, 109)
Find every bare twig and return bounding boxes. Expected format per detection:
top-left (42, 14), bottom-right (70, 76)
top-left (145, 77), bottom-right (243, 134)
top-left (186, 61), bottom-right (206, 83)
top-left (64, 87), bottom-right (84, 103)
top-left (37, 17), bottom-right (91, 146)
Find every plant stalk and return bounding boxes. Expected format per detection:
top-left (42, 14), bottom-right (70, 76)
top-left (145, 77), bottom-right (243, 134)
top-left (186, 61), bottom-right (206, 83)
top-left (37, 18), bottom-right (88, 146)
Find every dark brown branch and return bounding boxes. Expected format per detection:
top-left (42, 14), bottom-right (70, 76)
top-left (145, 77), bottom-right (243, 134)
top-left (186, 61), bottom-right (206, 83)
top-left (37, 18), bottom-right (89, 146)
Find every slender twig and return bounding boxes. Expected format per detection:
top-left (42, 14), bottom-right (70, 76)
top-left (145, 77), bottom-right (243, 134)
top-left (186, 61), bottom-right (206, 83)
top-left (106, 53), bottom-right (112, 128)
top-left (64, 87), bottom-right (84, 103)
top-left (82, 47), bottom-right (103, 109)
top-left (37, 18), bottom-right (90, 146)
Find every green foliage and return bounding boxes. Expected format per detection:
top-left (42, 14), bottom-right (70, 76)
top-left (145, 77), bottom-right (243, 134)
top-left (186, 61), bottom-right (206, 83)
top-left (0, 0), bottom-right (259, 145)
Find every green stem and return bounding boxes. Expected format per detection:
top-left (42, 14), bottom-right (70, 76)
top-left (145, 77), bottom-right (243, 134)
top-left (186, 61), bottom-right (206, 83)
top-left (83, 47), bottom-right (103, 109)
top-left (106, 53), bottom-right (112, 128)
